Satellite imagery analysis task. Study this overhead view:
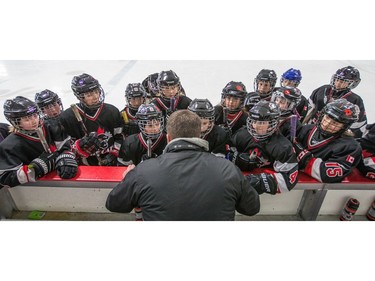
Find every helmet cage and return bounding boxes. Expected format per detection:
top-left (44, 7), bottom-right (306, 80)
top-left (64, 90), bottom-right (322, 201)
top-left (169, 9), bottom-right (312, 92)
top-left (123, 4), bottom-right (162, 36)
top-left (125, 83), bottom-right (147, 110)
top-left (35, 90), bottom-right (63, 119)
top-left (270, 87), bottom-right (301, 116)
top-left (72, 74), bottom-right (105, 110)
top-left (136, 104), bottom-right (164, 139)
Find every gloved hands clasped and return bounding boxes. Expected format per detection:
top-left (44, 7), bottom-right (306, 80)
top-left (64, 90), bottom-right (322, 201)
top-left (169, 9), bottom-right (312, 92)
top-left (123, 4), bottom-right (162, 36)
top-left (141, 152), bottom-right (157, 162)
top-left (29, 151), bottom-right (57, 178)
top-left (293, 140), bottom-right (313, 170)
top-left (74, 132), bottom-right (103, 157)
top-left (227, 147), bottom-right (259, 171)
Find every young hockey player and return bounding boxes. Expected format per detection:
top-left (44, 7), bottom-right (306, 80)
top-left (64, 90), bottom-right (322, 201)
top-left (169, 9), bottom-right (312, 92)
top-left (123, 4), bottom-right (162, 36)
top-left (142, 72), bottom-right (160, 100)
top-left (59, 73), bottom-right (124, 166)
top-left (243, 91), bottom-right (260, 114)
top-left (270, 86), bottom-right (303, 140)
top-left (355, 123), bottom-right (375, 179)
top-left (253, 69), bottom-right (278, 101)
top-left (279, 68), bottom-right (310, 122)
top-left (150, 70), bottom-right (191, 122)
top-left (214, 81), bottom-right (248, 136)
top-left (118, 103), bottom-right (167, 166)
top-left (0, 96), bottom-right (77, 188)
top-left (229, 100), bottom-right (299, 195)
top-left (188, 98), bottom-right (229, 157)
top-left (293, 99), bottom-right (362, 183)
top-left (120, 83), bottom-right (147, 138)
top-left (306, 66), bottom-right (366, 138)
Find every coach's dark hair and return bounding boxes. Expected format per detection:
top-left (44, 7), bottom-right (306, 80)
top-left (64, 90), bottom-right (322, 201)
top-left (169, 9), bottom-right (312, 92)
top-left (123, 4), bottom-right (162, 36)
top-left (166, 110), bottom-right (201, 140)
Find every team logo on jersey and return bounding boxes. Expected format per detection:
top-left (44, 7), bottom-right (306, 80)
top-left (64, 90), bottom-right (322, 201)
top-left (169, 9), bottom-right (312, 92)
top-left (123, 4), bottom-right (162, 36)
top-left (346, 155), bottom-right (355, 164)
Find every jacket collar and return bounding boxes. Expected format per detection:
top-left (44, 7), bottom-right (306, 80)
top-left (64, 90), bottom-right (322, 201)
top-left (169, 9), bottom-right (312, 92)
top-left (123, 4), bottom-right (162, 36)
top-left (164, 137), bottom-right (209, 153)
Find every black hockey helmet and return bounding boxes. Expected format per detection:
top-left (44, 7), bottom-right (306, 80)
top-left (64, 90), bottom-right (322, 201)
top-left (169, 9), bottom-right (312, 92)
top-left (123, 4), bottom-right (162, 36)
top-left (271, 86), bottom-right (302, 116)
top-left (247, 100), bottom-right (280, 141)
top-left (244, 92), bottom-right (261, 112)
top-left (157, 70), bottom-right (181, 87)
top-left (125, 83), bottom-right (147, 110)
top-left (142, 72), bottom-right (160, 97)
top-left (71, 73), bottom-right (105, 109)
top-left (254, 69), bottom-right (277, 98)
top-left (136, 103), bottom-right (164, 139)
top-left (35, 89), bottom-right (63, 119)
top-left (330, 66), bottom-right (361, 91)
top-left (188, 99), bottom-right (215, 137)
top-left (3, 96), bottom-right (41, 133)
top-left (317, 98), bottom-right (359, 137)
top-left (280, 68), bottom-right (302, 87)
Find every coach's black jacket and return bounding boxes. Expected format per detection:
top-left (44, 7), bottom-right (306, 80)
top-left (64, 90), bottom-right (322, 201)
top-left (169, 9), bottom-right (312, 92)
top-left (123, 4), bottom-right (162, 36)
top-left (106, 138), bottom-right (260, 220)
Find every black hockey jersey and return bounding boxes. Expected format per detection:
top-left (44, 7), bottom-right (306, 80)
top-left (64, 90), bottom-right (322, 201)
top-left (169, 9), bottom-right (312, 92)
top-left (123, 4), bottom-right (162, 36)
top-left (0, 123), bottom-right (10, 143)
top-left (60, 103), bottom-right (124, 166)
top-left (296, 124), bottom-right (362, 183)
top-left (151, 96), bottom-right (192, 121)
top-left (231, 127), bottom-right (299, 193)
top-left (308, 85), bottom-right (367, 138)
top-left (203, 124), bottom-right (230, 157)
top-left (214, 105), bottom-right (247, 136)
top-left (0, 122), bottom-right (71, 188)
top-left (356, 123), bottom-right (375, 179)
top-left (118, 133), bottom-right (168, 166)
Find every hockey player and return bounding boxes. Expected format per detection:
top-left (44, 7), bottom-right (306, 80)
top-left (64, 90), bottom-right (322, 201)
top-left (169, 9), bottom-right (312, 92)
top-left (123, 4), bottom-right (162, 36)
top-left (121, 83), bottom-right (147, 138)
top-left (293, 99), bottom-right (362, 183)
top-left (253, 69), bottom-right (277, 101)
top-left (59, 73), bottom-right (124, 166)
top-left (0, 96), bottom-right (78, 188)
top-left (0, 123), bottom-right (11, 143)
top-left (214, 81), bottom-right (248, 136)
top-left (270, 86), bottom-right (303, 140)
top-left (279, 68), bottom-right (310, 122)
top-left (306, 66), bottom-right (366, 138)
top-left (35, 89), bottom-right (66, 141)
top-left (150, 70), bottom-right (191, 123)
top-left (355, 123), bottom-right (375, 179)
top-left (118, 103), bottom-right (167, 166)
top-left (188, 98), bottom-right (229, 157)
top-left (229, 100), bottom-right (299, 195)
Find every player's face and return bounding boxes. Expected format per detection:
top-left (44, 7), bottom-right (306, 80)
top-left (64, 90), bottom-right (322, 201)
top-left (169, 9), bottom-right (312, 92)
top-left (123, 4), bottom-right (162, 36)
top-left (281, 79), bottom-right (297, 87)
top-left (200, 118), bottom-right (213, 134)
top-left (252, 120), bottom-right (270, 135)
top-left (320, 115), bottom-right (345, 134)
top-left (83, 89), bottom-right (100, 107)
top-left (19, 113), bottom-right (40, 131)
top-left (160, 85), bottom-right (179, 98)
top-left (275, 96), bottom-right (289, 111)
top-left (144, 119), bottom-right (161, 134)
top-left (225, 96), bottom-right (241, 110)
top-left (42, 102), bottom-right (61, 118)
top-left (129, 97), bottom-right (144, 109)
top-left (257, 81), bottom-right (272, 94)
top-left (334, 78), bottom-right (350, 90)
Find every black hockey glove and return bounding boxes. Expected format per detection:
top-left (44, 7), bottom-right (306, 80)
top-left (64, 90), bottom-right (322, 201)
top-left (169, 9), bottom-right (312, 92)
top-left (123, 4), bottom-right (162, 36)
top-left (236, 152), bottom-right (259, 171)
top-left (219, 124), bottom-right (232, 138)
top-left (246, 173), bottom-right (278, 195)
top-left (141, 153), bottom-right (158, 162)
top-left (123, 121), bottom-right (139, 137)
top-left (101, 148), bottom-right (120, 166)
top-left (75, 132), bottom-right (102, 157)
top-left (30, 152), bottom-right (57, 178)
top-left (293, 140), bottom-right (313, 170)
top-left (55, 151), bottom-right (78, 179)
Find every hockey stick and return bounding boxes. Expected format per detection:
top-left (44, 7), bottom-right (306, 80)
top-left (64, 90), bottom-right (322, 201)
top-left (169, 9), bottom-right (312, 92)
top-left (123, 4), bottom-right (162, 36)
top-left (71, 104), bottom-right (103, 165)
top-left (170, 96), bottom-right (176, 112)
top-left (146, 138), bottom-right (152, 158)
top-left (222, 106), bottom-right (228, 128)
top-left (302, 105), bottom-right (316, 125)
top-left (290, 114), bottom-right (298, 142)
top-left (36, 126), bottom-right (52, 153)
top-left (121, 110), bottom-right (129, 124)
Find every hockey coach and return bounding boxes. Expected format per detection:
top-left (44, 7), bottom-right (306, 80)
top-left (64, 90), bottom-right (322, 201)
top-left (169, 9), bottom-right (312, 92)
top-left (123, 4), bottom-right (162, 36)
top-left (106, 109), bottom-right (260, 220)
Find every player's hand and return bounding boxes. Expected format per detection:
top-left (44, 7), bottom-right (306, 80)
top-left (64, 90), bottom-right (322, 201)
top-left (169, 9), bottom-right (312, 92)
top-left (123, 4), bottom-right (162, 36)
top-left (56, 151), bottom-right (78, 179)
top-left (30, 152), bottom-right (57, 178)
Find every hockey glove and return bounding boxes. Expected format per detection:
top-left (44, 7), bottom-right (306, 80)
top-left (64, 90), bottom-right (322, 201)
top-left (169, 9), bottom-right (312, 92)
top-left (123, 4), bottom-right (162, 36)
top-left (246, 173), bottom-right (278, 195)
top-left (30, 152), bottom-right (57, 178)
top-left (74, 132), bottom-right (102, 157)
top-left (141, 153), bottom-right (158, 162)
top-left (236, 152), bottom-right (259, 171)
top-left (226, 147), bottom-right (238, 163)
top-left (293, 140), bottom-right (313, 170)
top-left (219, 124), bottom-right (232, 138)
top-left (56, 151), bottom-right (78, 179)
top-left (101, 148), bottom-right (120, 166)
top-left (123, 122), bottom-right (139, 137)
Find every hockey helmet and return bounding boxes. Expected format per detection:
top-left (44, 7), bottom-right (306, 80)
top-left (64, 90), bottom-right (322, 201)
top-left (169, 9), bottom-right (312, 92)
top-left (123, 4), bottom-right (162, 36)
top-left (330, 66), bottom-right (361, 91)
top-left (71, 73), bottom-right (105, 109)
top-left (271, 86), bottom-right (302, 116)
top-left (35, 89), bottom-right (63, 119)
top-left (280, 68), bottom-right (302, 87)
top-left (136, 104), bottom-right (164, 139)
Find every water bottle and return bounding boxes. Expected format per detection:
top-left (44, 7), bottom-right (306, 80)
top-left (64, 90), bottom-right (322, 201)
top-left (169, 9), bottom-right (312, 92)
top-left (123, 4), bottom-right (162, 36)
top-left (366, 200), bottom-right (375, 221)
top-left (339, 198), bottom-right (360, 221)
